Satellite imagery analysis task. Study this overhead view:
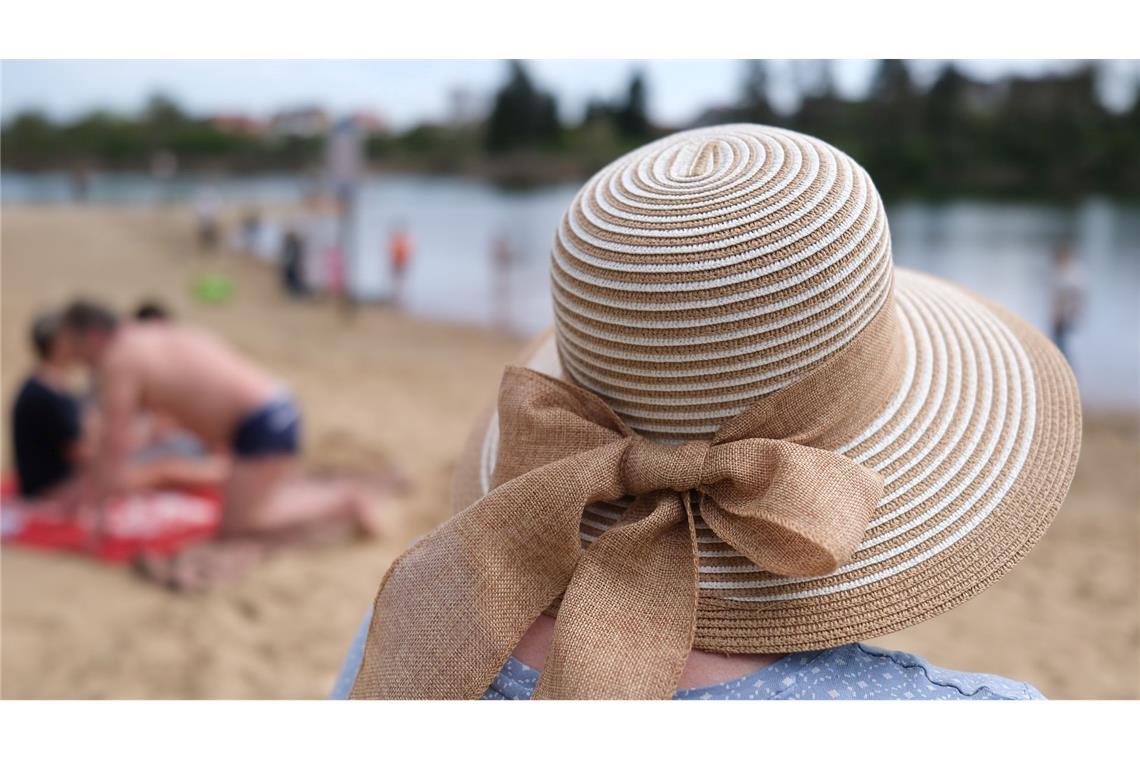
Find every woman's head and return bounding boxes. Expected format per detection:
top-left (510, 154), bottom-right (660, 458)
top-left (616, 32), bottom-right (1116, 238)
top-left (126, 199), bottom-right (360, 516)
top-left (29, 311), bottom-right (72, 366)
top-left (60, 298), bottom-right (120, 366)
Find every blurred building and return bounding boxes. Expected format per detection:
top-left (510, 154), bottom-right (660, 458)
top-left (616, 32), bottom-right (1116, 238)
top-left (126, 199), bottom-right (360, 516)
top-left (448, 86), bottom-right (486, 128)
top-left (210, 114), bottom-right (266, 137)
top-left (270, 107), bottom-right (331, 139)
top-left (350, 110), bottom-right (390, 136)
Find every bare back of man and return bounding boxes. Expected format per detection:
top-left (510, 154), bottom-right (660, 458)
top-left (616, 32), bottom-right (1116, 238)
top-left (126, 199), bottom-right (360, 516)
top-left (105, 324), bottom-right (278, 446)
top-left (90, 322), bottom-right (390, 589)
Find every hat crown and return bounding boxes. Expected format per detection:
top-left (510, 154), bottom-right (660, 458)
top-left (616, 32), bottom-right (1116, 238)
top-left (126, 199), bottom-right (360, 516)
top-left (550, 124), bottom-right (894, 440)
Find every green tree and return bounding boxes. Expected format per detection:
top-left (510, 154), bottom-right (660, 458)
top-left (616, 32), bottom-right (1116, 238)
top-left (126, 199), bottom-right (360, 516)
top-left (614, 70), bottom-right (651, 140)
top-left (2, 111), bottom-right (62, 168)
top-left (142, 93), bottom-right (188, 132)
top-left (485, 60), bottom-right (562, 152)
top-left (870, 58), bottom-right (915, 104)
top-left (739, 60), bottom-right (775, 124)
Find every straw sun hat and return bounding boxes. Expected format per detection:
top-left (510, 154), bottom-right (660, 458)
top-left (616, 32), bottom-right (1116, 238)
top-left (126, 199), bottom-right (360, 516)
top-left (352, 124), bottom-right (1082, 700)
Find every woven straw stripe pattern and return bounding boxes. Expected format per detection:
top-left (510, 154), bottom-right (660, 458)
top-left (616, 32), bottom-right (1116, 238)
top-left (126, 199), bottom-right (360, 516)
top-left (480, 268), bottom-right (1080, 649)
top-left (552, 124), bottom-right (892, 439)
top-left (564, 269), bottom-right (1037, 596)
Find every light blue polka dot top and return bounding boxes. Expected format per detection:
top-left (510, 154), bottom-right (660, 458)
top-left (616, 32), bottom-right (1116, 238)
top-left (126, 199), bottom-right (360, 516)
top-left (330, 610), bottom-right (1044, 700)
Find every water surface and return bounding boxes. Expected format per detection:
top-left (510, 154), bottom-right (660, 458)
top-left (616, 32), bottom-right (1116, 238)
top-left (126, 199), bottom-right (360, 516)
top-left (4, 172), bottom-right (1137, 412)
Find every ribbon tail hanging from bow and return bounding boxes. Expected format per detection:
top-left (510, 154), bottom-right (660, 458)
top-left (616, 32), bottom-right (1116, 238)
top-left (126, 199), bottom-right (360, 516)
top-left (534, 491), bottom-right (699, 699)
top-left (350, 367), bottom-right (633, 700)
top-left (349, 441), bottom-right (628, 700)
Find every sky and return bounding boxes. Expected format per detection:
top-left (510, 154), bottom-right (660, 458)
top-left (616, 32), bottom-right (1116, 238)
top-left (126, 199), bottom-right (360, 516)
top-left (2, 59), bottom-right (1136, 129)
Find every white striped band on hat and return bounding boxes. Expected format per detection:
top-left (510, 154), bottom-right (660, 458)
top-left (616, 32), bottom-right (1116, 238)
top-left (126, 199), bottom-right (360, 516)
top-left (552, 125), bottom-right (892, 440)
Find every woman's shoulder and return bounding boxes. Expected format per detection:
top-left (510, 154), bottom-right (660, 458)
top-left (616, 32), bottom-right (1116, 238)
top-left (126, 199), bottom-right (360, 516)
top-left (329, 608), bottom-right (1046, 700)
top-left (761, 643), bottom-right (1046, 701)
top-left (674, 644), bottom-right (1044, 700)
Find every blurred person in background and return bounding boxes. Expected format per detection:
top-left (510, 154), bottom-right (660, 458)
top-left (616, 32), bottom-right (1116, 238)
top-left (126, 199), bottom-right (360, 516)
top-left (68, 162), bottom-right (90, 203)
top-left (60, 299), bottom-right (388, 589)
top-left (126, 299), bottom-right (227, 477)
top-left (9, 309), bottom-right (229, 508)
top-left (490, 233), bottom-right (516, 330)
top-left (301, 192), bottom-right (333, 294)
top-left (150, 150), bottom-right (180, 205)
top-left (329, 190), bottom-right (354, 314)
top-left (11, 313), bottom-right (84, 500)
top-left (239, 207), bottom-right (263, 256)
top-left (193, 186), bottom-right (221, 252)
top-left (1050, 241), bottom-right (1085, 360)
top-left (134, 299), bottom-right (172, 322)
top-left (280, 226), bottom-right (309, 298)
top-left (388, 221), bottom-right (412, 303)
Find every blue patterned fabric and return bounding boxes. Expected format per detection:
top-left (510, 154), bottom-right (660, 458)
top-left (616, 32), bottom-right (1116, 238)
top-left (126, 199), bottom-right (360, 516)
top-left (329, 610), bottom-right (1044, 700)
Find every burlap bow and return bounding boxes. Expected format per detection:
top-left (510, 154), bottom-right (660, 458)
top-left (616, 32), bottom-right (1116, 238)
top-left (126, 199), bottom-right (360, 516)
top-left (350, 348), bottom-right (890, 699)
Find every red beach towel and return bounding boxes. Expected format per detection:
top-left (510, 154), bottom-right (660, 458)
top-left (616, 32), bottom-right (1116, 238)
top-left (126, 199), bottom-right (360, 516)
top-left (0, 475), bottom-right (222, 564)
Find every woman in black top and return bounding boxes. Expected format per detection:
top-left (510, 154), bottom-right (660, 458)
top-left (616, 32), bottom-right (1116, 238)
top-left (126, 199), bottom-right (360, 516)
top-left (11, 313), bottom-right (82, 498)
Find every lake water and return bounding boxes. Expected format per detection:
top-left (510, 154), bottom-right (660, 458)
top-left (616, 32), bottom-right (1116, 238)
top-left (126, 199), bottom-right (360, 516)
top-left (4, 172), bottom-right (1138, 412)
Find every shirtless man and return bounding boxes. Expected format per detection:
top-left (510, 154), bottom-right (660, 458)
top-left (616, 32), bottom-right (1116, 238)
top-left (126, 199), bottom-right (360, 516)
top-left (60, 299), bottom-right (385, 588)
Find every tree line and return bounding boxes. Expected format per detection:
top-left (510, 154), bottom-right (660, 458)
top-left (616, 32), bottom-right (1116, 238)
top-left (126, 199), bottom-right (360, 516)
top-left (3, 94), bottom-right (327, 174)
top-left (3, 60), bottom-right (1137, 198)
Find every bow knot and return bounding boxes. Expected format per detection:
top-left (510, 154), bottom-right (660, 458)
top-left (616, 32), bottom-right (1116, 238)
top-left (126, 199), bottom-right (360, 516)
top-left (621, 438), bottom-right (711, 495)
top-left (350, 364), bottom-right (888, 700)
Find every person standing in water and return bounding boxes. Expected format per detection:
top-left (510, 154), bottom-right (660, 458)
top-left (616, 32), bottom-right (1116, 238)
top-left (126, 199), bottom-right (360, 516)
top-left (300, 192), bottom-right (334, 295)
top-left (388, 223), bottom-right (412, 304)
top-left (1049, 241), bottom-right (1084, 360)
top-left (490, 233), bottom-right (515, 330)
top-left (193, 187), bottom-right (221, 252)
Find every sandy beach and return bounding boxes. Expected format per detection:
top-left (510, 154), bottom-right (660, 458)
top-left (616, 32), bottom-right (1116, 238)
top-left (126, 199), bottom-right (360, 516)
top-left (2, 205), bottom-right (1137, 699)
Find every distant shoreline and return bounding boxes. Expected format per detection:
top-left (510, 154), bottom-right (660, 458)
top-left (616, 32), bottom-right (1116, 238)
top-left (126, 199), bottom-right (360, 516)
top-left (5, 166), bottom-right (1140, 203)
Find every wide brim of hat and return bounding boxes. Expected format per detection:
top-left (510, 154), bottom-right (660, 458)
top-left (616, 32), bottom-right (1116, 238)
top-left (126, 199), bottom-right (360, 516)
top-left (450, 267), bottom-right (1082, 652)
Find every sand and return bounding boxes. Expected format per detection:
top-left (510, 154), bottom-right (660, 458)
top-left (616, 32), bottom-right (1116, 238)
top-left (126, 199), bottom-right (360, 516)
top-left (2, 206), bottom-right (1137, 699)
